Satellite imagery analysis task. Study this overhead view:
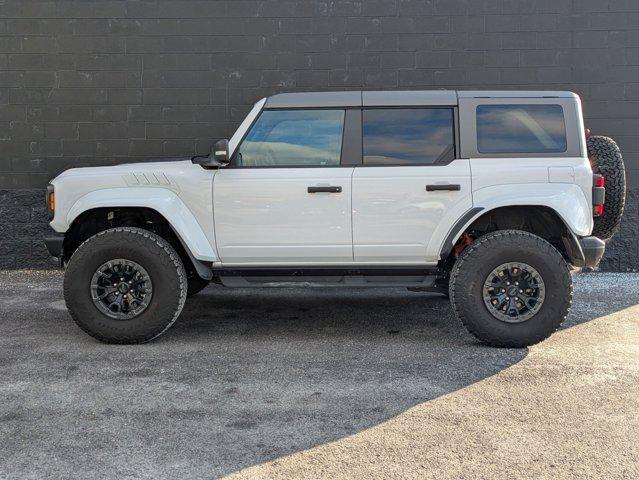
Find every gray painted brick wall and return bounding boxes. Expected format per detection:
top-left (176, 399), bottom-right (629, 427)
top-left (0, 0), bottom-right (637, 270)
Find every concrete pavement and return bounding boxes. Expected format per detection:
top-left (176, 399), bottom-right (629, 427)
top-left (0, 271), bottom-right (637, 479)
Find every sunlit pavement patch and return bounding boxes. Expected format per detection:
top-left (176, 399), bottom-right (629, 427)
top-left (225, 289), bottom-right (639, 480)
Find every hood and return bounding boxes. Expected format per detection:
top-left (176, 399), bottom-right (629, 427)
top-left (117, 156), bottom-right (193, 167)
top-left (53, 157), bottom-right (193, 181)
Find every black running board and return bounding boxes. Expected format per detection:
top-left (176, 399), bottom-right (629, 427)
top-left (214, 266), bottom-right (441, 288)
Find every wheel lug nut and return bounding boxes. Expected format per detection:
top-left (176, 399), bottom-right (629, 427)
top-left (519, 289), bottom-right (523, 293)
top-left (515, 282), bottom-right (519, 285)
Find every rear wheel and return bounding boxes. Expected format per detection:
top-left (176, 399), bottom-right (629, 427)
top-left (588, 135), bottom-right (626, 240)
top-left (63, 227), bottom-right (187, 344)
top-left (450, 230), bottom-right (572, 347)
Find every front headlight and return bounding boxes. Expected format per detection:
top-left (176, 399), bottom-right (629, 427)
top-left (46, 184), bottom-right (55, 221)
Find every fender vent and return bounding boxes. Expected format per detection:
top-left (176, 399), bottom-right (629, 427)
top-left (124, 172), bottom-right (171, 186)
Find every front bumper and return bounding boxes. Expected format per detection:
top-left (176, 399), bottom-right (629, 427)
top-left (44, 231), bottom-right (64, 259)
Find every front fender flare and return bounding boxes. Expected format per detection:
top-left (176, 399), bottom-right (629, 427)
top-left (65, 187), bottom-right (217, 262)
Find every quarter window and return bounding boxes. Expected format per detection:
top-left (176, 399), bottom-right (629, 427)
top-left (362, 108), bottom-right (455, 166)
top-left (476, 104), bottom-right (567, 154)
top-left (236, 109), bottom-right (344, 167)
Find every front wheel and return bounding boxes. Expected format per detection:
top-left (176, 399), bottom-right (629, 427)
top-left (449, 230), bottom-right (572, 348)
top-left (63, 227), bottom-right (187, 344)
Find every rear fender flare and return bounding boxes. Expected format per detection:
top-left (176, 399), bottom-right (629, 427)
top-left (438, 183), bottom-right (593, 259)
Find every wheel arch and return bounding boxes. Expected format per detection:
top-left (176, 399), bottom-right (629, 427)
top-left (63, 205), bottom-right (214, 280)
top-left (441, 204), bottom-right (583, 266)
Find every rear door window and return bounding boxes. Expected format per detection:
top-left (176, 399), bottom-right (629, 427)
top-left (476, 104), bottom-right (567, 154)
top-left (362, 108), bottom-right (455, 166)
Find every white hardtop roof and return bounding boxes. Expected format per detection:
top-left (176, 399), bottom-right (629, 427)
top-left (264, 90), bottom-right (578, 108)
top-left (457, 90), bottom-right (579, 99)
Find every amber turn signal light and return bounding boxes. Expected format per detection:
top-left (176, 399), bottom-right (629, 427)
top-left (46, 184), bottom-right (55, 220)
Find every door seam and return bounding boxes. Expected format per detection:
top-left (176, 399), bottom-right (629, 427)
top-left (350, 167), bottom-right (355, 261)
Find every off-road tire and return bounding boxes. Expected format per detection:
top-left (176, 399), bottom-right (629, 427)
top-left (63, 227), bottom-right (187, 344)
top-left (588, 135), bottom-right (626, 240)
top-left (187, 274), bottom-right (209, 296)
top-left (449, 230), bottom-right (572, 348)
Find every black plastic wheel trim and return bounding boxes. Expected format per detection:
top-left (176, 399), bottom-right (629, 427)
top-left (90, 259), bottom-right (153, 320)
top-left (482, 261), bottom-right (545, 323)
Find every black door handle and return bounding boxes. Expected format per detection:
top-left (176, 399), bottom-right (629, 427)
top-left (426, 184), bottom-right (461, 192)
top-left (308, 186), bottom-right (342, 193)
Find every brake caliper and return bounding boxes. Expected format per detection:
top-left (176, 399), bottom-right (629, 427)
top-left (454, 232), bottom-right (474, 256)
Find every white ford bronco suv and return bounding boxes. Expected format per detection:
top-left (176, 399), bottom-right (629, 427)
top-left (45, 90), bottom-right (626, 347)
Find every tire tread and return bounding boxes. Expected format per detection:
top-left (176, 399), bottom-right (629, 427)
top-left (587, 135), bottom-right (626, 240)
top-left (449, 229), bottom-right (572, 347)
top-left (63, 227), bottom-right (187, 344)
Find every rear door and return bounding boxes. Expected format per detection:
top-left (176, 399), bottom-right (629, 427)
top-left (352, 107), bottom-right (473, 264)
top-left (213, 108), bottom-right (358, 265)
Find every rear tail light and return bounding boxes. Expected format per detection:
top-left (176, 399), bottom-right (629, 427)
top-left (592, 174), bottom-right (605, 217)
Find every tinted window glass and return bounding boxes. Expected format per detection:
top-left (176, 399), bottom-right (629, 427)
top-left (237, 109), bottom-right (344, 167)
top-left (476, 104), bottom-right (567, 154)
top-left (363, 108), bottom-right (455, 166)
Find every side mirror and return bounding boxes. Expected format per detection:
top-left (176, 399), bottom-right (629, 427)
top-left (212, 139), bottom-right (229, 164)
top-left (191, 139), bottom-right (230, 169)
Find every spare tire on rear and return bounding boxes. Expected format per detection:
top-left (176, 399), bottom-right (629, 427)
top-left (587, 135), bottom-right (626, 240)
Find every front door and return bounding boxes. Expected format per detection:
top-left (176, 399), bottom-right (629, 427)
top-left (213, 108), bottom-right (354, 265)
top-left (352, 107), bottom-right (473, 264)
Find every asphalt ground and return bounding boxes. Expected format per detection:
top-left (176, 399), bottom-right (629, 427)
top-left (0, 271), bottom-right (637, 479)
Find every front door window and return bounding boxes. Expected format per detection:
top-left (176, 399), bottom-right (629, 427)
top-left (236, 109), bottom-right (345, 167)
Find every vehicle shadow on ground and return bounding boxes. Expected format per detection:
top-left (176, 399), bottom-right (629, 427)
top-left (163, 275), bottom-right (636, 478)
top-left (168, 287), bottom-right (527, 476)
top-left (2, 272), bottom-right (636, 479)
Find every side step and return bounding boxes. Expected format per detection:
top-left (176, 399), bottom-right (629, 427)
top-left (220, 275), bottom-right (438, 288)
top-left (214, 267), bottom-right (441, 288)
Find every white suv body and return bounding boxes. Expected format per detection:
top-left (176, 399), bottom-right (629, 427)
top-left (49, 90), bottom-right (594, 268)
top-left (45, 90), bottom-right (612, 347)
